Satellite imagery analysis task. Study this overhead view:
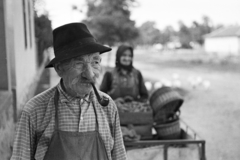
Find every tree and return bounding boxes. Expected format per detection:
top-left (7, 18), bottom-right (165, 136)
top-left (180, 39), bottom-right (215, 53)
top-left (190, 16), bottom-right (213, 45)
top-left (159, 26), bottom-right (176, 46)
top-left (202, 16), bottom-right (212, 34)
top-left (82, 0), bottom-right (139, 46)
top-left (178, 21), bottom-right (192, 48)
top-left (136, 21), bottom-right (161, 45)
top-left (191, 21), bottom-right (203, 45)
top-left (34, 0), bottom-right (53, 66)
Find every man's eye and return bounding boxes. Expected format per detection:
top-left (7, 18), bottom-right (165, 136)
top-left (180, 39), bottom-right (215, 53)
top-left (93, 61), bottom-right (100, 65)
top-left (73, 61), bottom-right (84, 68)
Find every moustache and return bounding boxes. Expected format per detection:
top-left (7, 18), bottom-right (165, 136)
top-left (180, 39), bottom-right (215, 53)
top-left (71, 76), bottom-right (96, 85)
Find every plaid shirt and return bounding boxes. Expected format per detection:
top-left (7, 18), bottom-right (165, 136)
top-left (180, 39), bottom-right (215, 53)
top-left (11, 82), bottom-right (127, 160)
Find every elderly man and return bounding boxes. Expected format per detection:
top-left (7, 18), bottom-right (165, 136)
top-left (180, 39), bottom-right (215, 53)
top-left (11, 23), bottom-right (127, 160)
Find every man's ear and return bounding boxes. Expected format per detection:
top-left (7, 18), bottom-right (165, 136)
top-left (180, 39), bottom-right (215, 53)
top-left (54, 64), bottom-right (64, 77)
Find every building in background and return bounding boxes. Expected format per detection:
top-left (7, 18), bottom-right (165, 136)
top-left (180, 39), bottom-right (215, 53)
top-left (0, 0), bottom-right (48, 159)
top-left (203, 26), bottom-right (240, 57)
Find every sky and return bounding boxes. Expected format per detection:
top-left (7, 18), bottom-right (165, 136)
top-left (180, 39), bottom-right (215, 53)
top-left (37, 0), bottom-right (240, 30)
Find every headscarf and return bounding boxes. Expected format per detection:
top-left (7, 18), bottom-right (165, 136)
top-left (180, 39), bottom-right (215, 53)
top-left (115, 45), bottom-right (134, 72)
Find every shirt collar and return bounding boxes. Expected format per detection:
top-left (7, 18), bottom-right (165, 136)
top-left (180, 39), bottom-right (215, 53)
top-left (57, 79), bottom-right (93, 103)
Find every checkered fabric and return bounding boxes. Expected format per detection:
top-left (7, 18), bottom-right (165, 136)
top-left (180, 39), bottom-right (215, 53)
top-left (11, 82), bottom-right (127, 160)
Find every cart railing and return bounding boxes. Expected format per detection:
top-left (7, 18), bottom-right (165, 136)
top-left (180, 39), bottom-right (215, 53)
top-left (124, 118), bottom-right (206, 160)
top-left (180, 118), bottom-right (203, 140)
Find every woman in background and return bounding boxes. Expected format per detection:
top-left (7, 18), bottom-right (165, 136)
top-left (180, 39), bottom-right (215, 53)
top-left (100, 44), bottom-right (148, 102)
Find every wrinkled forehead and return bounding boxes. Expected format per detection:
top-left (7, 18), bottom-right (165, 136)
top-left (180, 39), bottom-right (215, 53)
top-left (74, 52), bottom-right (101, 61)
top-left (57, 52), bottom-right (101, 67)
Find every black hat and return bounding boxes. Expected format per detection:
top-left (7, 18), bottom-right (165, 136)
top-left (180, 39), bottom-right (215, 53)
top-left (45, 23), bottom-right (111, 68)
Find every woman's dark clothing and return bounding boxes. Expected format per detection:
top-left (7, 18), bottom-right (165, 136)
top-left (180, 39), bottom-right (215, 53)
top-left (100, 68), bottom-right (148, 102)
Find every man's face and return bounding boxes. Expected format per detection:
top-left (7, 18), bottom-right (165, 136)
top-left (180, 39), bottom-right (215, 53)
top-left (56, 52), bottom-right (101, 97)
top-left (120, 49), bottom-right (132, 66)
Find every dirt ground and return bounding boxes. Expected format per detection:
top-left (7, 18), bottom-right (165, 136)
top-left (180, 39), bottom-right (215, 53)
top-left (101, 48), bottom-right (240, 160)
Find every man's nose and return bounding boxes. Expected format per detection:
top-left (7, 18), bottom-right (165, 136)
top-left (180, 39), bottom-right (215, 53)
top-left (81, 63), bottom-right (94, 81)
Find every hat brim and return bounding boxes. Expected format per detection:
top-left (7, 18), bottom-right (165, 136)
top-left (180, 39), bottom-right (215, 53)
top-left (45, 42), bottom-right (111, 68)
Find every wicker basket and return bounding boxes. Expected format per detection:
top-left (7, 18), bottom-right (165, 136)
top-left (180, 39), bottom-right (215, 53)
top-left (153, 101), bottom-right (181, 124)
top-left (149, 87), bottom-right (183, 124)
top-left (154, 119), bottom-right (181, 140)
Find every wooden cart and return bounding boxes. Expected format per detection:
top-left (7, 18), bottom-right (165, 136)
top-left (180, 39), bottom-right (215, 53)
top-left (124, 119), bottom-right (206, 160)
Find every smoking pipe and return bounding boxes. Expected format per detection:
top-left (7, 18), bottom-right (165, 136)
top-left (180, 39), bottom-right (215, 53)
top-left (91, 83), bottom-right (109, 106)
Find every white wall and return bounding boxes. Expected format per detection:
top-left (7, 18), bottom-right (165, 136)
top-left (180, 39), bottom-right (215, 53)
top-left (12, 0), bottom-right (38, 109)
top-left (204, 37), bottom-right (240, 56)
top-left (239, 38), bottom-right (240, 55)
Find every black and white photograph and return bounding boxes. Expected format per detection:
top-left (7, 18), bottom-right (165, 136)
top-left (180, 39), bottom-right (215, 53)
top-left (0, 0), bottom-right (240, 160)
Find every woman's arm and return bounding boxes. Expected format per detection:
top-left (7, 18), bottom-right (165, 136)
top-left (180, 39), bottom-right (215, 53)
top-left (137, 71), bottom-right (149, 102)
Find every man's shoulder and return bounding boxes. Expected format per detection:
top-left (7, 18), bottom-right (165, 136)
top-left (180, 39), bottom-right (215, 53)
top-left (23, 87), bottom-right (56, 114)
top-left (98, 90), bottom-right (109, 97)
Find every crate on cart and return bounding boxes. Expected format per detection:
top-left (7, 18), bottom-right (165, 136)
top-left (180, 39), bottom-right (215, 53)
top-left (119, 111), bottom-right (154, 139)
top-left (119, 111), bottom-right (153, 125)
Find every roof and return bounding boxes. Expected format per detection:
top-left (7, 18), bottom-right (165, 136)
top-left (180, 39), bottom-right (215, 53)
top-left (204, 26), bottom-right (240, 38)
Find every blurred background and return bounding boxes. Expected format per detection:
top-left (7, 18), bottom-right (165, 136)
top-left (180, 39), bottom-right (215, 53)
top-left (0, 0), bottom-right (240, 159)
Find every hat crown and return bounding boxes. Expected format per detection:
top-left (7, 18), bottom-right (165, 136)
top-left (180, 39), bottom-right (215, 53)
top-left (45, 22), bottom-right (111, 68)
top-left (53, 23), bottom-right (94, 53)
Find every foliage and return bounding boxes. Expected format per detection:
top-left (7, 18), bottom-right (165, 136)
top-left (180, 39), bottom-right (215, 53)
top-left (136, 21), bottom-right (161, 45)
top-left (33, 0), bottom-right (53, 66)
top-left (135, 16), bottom-right (218, 49)
top-left (178, 16), bottom-right (214, 48)
top-left (190, 16), bottom-right (213, 45)
top-left (159, 26), bottom-right (176, 46)
top-left (178, 21), bottom-right (193, 48)
top-left (34, 13), bottom-right (53, 66)
top-left (136, 22), bottom-right (178, 48)
top-left (83, 0), bottom-right (139, 46)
